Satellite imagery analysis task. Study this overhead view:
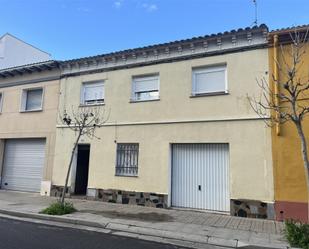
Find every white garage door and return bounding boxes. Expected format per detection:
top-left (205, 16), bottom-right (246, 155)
top-left (172, 144), bottom-right (230, 212)
top-left (1, 139), bottom-right (45, 192)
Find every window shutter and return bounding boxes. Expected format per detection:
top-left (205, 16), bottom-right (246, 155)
top-left (193, 67), bottom-right (226, 94)
top-left (134, 76), bottom-right (158, 92)
top-left (83, 83), bottom-right (104, 102)
top-left (26, 89), bottom-right (43, 110)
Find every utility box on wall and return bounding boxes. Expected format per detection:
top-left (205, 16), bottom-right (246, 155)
top-left (41, 181), bottom-right (51, 196)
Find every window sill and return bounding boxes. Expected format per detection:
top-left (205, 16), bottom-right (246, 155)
top-left (20, 109), bottom-right (43, 113)
top-left (190, 91), bottom-right (229, 98)
top-left (79, 103), bottom-right (105, 107)
top-left (115, 174), bottom-right (138, 178)
top-left (129, 98), bottom-right (160, 104)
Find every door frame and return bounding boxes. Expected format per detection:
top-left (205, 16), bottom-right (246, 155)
top-left (0, 139), bottom-right (7, 188)
top-left (70, 143), bottom-right (90, 194)
top-left (167, 143), bottom-right (172, 207)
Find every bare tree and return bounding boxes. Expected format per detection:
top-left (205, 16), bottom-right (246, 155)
top-left (248, 30), bottom-right (309, 218)
top-left (59, 106), bottom-right (109, 205)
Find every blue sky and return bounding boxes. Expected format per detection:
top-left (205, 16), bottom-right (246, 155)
top-left (0, 0), bottom-right (308, 60)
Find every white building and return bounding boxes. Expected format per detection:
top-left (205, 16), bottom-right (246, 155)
top-left (0, 33), bottom-right (51, 70)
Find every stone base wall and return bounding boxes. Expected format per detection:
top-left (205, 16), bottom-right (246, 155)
top-left (51, 185), bottom-right (274, 219)
top-left (231, 199), bottom-right (275, 219)
top-left (94, 189), bottom-right (168, 208)
top-left (51, 185), bottom-right (168, 208)
top-left (50, 185), bottom-right (71, 198)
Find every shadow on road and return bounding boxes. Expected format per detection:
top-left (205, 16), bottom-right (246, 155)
top-left (79, 209), bottom-right (174, 222)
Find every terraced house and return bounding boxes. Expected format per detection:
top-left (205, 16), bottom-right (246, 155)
top-left (50, 24), bottom-right (275, 219)
top-left (0, 61), bottom-right (60, 195)
top-left (269, 25), bottom-right (309, 223)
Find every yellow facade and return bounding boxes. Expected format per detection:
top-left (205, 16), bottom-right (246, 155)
top-left (269, 30), bottom-right (309, 222)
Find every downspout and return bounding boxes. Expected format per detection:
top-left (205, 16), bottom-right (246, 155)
top-left (272, 34), bottom-right (281, 221)
top-left (273, 34), bottom-right (280, 136)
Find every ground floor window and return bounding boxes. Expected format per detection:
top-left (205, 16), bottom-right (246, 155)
top-left (115, 143), bottom-right (139, 176)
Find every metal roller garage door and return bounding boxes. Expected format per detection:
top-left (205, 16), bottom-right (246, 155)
top-left (172, 144), bottom-right (230, 212)
top-left (1, 139), bottom-right (45, 192)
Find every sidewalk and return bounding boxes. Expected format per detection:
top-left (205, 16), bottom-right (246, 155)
top-left (0, 190), bottom-right (288, 249)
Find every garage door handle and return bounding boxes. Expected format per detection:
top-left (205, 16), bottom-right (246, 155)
top-left (198, 185), bottom-right (201, 191)
top-left (4, 183), bottom-right (8, 186)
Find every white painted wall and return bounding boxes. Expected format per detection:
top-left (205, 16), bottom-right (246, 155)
top-left (0, 33), bottom-right (51, 70)
top-left (52, 48), bottom-right (274, 203)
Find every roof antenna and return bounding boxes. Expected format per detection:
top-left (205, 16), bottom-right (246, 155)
top-left (252, 0), bottom-right (258, 26)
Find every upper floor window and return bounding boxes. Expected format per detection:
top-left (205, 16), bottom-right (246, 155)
top-left (132, 74), bottom-right (159, 101)
top-left (81, 81), bottom-right (104, 105)
top-left (21, 88), bottom-right (43, 112)
top-left (192, 65), bottom-right (227, 96)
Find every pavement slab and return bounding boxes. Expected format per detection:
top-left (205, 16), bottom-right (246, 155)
top-left (238, 218), bottom-right (253, 231)
top-left (225, 217), bottom-right (241, 229)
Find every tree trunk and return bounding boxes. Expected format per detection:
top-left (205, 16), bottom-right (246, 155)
top-left (295, 122), bottom-right (309, 222)
top-left (60, 133), bottom-right (82, 205)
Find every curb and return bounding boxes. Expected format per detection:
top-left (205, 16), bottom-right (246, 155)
top-left (0, 208), bottom-right (106, 229)
top-left (0, 208), bottom-right (288, 249)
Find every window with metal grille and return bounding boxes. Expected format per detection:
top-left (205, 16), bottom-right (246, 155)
top-left (116, 143), bottom-right (139, 176)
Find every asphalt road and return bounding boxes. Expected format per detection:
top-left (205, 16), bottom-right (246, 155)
top-left (0, 217), bottom-right (278, 249)
top-left (0, 217), bottom-right (186, 249)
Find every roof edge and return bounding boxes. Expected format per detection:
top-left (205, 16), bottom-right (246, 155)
top-left (0, 60), bottom-right (60, 78)
top-left (270, 24), bottom-right (309, 35)
top-left (63, 24), bottom-right (268, 65)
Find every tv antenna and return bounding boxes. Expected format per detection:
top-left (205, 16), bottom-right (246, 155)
top-left (252, 0), bottom-right (258, 26)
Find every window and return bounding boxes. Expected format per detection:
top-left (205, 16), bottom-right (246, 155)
top-left (116, 143), bottom-right (139, 176)
top-left (132, 75), bottom-right (159, 101)
top-left (192, 65), bottom-right (227, 95)
top-left (21, 88), bottom-right (43, 111)
top-left (81, 81), bottom-right (104, 105)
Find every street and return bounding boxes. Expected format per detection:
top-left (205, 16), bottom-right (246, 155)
top-left (0, 217), bottom-right (186, 249)
top-left (0, 216), bottom-right (279, 249)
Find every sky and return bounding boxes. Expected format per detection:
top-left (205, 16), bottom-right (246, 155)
top-left (0, 0), bottom-right (308, 61)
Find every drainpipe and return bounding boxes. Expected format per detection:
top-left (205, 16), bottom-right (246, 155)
top-left (273, 34), bottom-right (280, 136)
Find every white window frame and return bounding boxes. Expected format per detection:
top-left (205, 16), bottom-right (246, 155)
top-left (0, 92), bottom-right (3, 113)
top-left (131, 74), bottom-right (160, 102)
top-left (192, 65), bottom-right (228, 96)
top-left (81, 81), bottom-right (105, 106)
top-left (20, 87), bottom-right (44, 112)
